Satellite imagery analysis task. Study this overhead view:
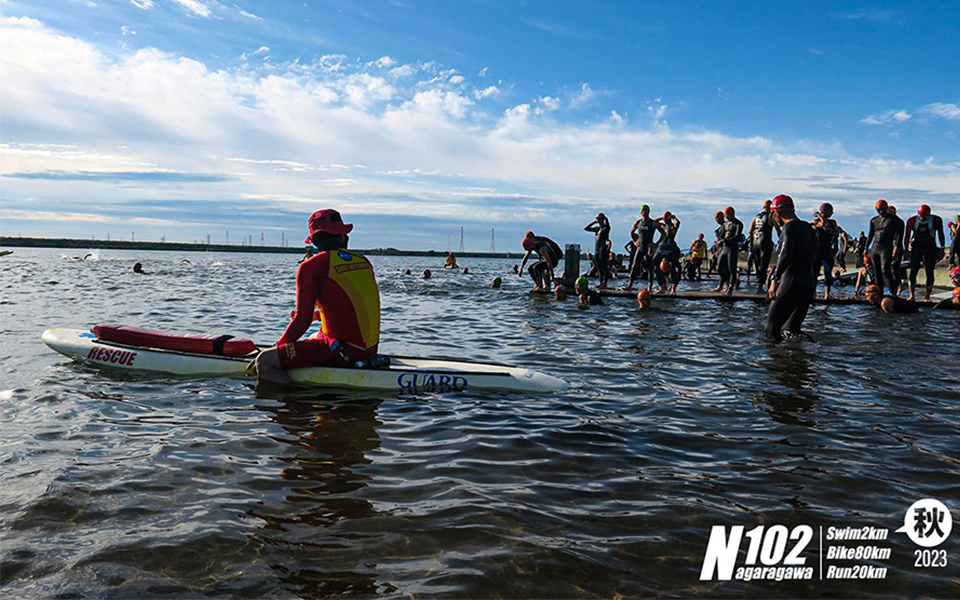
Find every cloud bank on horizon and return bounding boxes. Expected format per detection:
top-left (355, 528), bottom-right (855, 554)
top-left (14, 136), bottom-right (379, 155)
top-left (1, 1), bottom-right (958, 249)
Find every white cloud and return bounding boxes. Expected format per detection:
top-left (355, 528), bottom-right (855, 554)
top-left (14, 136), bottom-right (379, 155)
top-left (861, 109), bottom-right (912, 125)
top-left (372, 56), bottom-right (397, 68)
top-left (234, 4), bottom-right (263, 21)
top-left (130, 0), bottom-right (155, 9)
top-left (918, 102), bottom-right (960, 121)
top-left (170, 0), bottom-right (212, 18)
top-left (570, 83), bottom-right (595, 108)
top-left (449, 75), bottom-right (465, 85)
top-left (121, 25), bottom-right (137, 36)
top-left (478, 67), bottom-right (488, 77)
top-left (1, 17), bottom-right (957, 237)
top-left (389, 64), bottom-right (416, 78)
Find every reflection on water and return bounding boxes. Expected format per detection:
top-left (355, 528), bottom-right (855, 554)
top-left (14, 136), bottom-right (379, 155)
top-left (1, 248), bottom-right (958, 598)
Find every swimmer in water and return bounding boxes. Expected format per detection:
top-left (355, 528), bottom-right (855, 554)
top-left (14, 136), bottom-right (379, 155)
top-left (637, 289), bottom-right (652, 310)
top-left (422, 268), bottom-right (432, 279)
top-left (404, 269), bottom-right (412, 275)
top-left (575, 276), bottom-right (602, 307)
top-left (133, 262), bottom-right (144, 274)
top-left (765, 195), bottom-right (817, 342)
top-left (933, 286), bottom-right (960, 310)
top-left (864, 284), bottom-right (918, 314)
top-left (512, 264), bottom-right (519, 274)
top-left (463, 267), bottom-right (469, 274)
top-left (554, 284), bottom-right (567, 300)
top-left (491, 276), bottom-right (502, 289)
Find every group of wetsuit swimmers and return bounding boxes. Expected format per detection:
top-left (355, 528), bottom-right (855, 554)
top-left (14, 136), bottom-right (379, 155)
top-left (518, 196), bottom-right (958, 342)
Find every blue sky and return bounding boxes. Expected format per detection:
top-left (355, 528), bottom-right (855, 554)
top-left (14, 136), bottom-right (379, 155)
top-left (1, 0), bottom-right (958, 249)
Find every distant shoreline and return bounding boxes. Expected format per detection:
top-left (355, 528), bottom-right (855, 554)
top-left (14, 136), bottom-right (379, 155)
top-left (0, 236), bottom-right (521, 259)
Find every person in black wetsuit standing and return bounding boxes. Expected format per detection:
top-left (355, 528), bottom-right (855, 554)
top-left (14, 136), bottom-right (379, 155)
top-left (748, 199), bottom-right (780, 293)
top-left (812, 203), bottom-right (846, 299)
top-left (904, 204), bottom-right (946, 301)
top-left (888, 206), bottom-right (907, 294)
top-left (625, 205), bottom-right (662, 291)
top-left (584, 213), bottom-right (612, 289)
top-left (714, 206), bottom-right (743, 296)
top-left (865, 199), bottom-right (904, 297)
top-left (765, 195), bottom-right (818, 342)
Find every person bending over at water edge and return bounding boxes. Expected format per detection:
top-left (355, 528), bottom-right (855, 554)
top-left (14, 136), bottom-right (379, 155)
top-left (519, 231), bottom-right (562, 291)
top-left (765, 195), bottom-right (817, 342)
top-left (255, 209), bottom-right (380, 384)
top-left (864, 285), bottom-right (918, 314)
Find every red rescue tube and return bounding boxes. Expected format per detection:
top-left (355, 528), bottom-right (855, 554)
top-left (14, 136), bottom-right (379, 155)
top-left (92, 324), bottom-right (257, 356)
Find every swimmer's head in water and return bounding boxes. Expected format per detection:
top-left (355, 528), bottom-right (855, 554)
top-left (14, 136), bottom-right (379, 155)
top-left (637, 289), bottom-right (652, 309)
top-left (491, 276), bottom-right (502, 288)
top-left (463, 267), bottom-right (469, 274)
top-left (404, 269), bottom-right (412, 275)
top-left (554, 284), bottom-right (567, 299)
top-left (133, 262), bottom-right (143, 273)
top-left (575, 276), bottom-right (589, 293)
top-left (864, 284), bottom-right (881, 303)
top-left (918, 204), bottom-right (931, 217)
top-left (422, 268), bottom-right (432, 279)
top-left (880, 297), bottom-right (895, 313)
top-left (875, 199), bottom-right (888, 212)
top-left (953, 287), bottom-right (960, 301)
top-left (659, 258), bottom-right (670, 272)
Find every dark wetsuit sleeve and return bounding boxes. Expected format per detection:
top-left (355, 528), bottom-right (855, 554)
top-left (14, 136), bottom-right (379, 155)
top-left (773, 223), bottom-right (793, 281)
top-left (893, 218), bottom-right (904, 250)
top-left (935, 216), bottom-right (946, 247)
top-left (866, 219), bottom-right (876, 252)
top-left (278, 254), bottom-right (327, 345)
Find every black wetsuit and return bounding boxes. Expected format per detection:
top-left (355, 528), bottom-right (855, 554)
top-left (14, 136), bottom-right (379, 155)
top-left (890, 214), bottom-right (906, 291)
top-left (654, 239), bottom-right (682, 287)
top-left (528, 236), bottom-right (562, 287)
top-left (814, 219), bottom-right (840, 288)
top-left (580, 289), bottom-right (603, 306)
top-left (718, 217), bottom-right (743, 286)
top-left (907, 214), bottom-right (945, 293)
top-left (856, 234), bottom-right (868, 267)
top-left (628, 217), bottom-right (658, 283)
top-left (934, 298), bottom-right (959, 310)
top-left (877, 296), bottom-right (919, 314)
top-left (866, 213), bottom-right (903, 297)
top-left (950, 222), bottom-right (959, 266)
top-left (585, 220), bottom-right (611, 286)
top-left (765, 218), bottom-right (817, 341)
top-left (750, 210), bottom-right (776, 287)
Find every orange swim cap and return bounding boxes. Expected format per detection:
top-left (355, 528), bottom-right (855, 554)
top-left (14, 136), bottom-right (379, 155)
top-left (637, 289), bottom-right (652, 307)
top-left (875, 199), bottom-right (888, 211)
top-left (660, 258), bottom-right (670, 272)
top-left (663, 211), bottom-right (672, 220)
top-left (953, 286), bottom-right (960, 300)
top-left (715, 211), bottom-right (724, 219)
top-left (724, 206), bottom-right (735, 215)
top-left (763, 199), bottom-right (772, 209)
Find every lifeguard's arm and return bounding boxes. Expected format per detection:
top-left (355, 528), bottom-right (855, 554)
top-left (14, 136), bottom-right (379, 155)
top-left (518, 250), bottom-right (533, 276)
top-left (277, 259), bottom-right (322, 345)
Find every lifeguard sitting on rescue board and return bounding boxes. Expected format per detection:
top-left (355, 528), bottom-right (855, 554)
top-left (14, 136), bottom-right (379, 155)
top-left (255, 209), bottom-right (381, 384)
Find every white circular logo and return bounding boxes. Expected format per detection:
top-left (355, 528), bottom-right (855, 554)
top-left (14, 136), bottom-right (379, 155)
top-left (896, 499), bottom-right (953, 547)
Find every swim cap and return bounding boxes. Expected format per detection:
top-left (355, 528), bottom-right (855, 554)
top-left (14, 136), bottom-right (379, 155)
top-left (575, 276), bottom-right (589, 287)
top-left (724, 206), bottom-right (735, 215)
top-left (819, 203), bottom-right (833, 214)
top-left (640, 204), bottom-right (650, 213)
top-left (698, 233), bottom-right (704, 239)
top-left (422, 268), bottom-right (432, 279)
top-left (763, 199), bottom-right (772, 209)
top-left (864, 284), bottom-right (880, 296)
top-left (951, 266), bottom-right (960, 277)
top-left (714, 211), bottom-right (724, 219)
top-left (660, 258), bottom-right (670, 272)
top-left (889, 206), bottom-right (897, 214)
top-left (554, 284), bottom-right (566, 292)
top-left (863, 254), bottom-right (872, 264)
top-left (522, 231), bottom-right (536, 250)
top-left (637, 289), bottom-right (652, 306)
top-left (663, 211), bottom-right (672, 220)
top-left (771, 195), bottom-right (794, 212)
top-left (491, 276), bottom-right (502, 288)
top-left (880, 297), bottom-right (895, 313)
top-left (597, 212), bottom-right (606, 220)
top-left (918, 204), bottom-right (931, 216)
top-left (875, 199), bottom-right (888, 211)
top-left (953, 287), bottom-right (960, 300)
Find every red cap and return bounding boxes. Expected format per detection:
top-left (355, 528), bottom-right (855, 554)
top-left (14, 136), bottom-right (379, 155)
top-left (771, 194), bottom-right (794, 212)
top-left (875, 199), bottom-right (888, 211)
top-left (637, 289), bottom-right (652, 303)
top-left (714, 210), bottom-right (724, 219)
top-left (724, 206), bottom-right (735, 215)
top-left (951, 266), bottom-right (960, 277)
top-left (918, 204), bottom-right (931, 216)
top-left (763, 199), bottom-right (772, 209)
top-left (304, 209), bottom-right (353, 243)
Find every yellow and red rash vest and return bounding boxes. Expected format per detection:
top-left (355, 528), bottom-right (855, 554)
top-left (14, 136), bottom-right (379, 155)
top-left (277, 249), bottom-right (380, 351)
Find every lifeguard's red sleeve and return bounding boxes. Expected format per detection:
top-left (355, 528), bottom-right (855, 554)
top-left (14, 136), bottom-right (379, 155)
top-left (277, 253), bottom-right (328, 345)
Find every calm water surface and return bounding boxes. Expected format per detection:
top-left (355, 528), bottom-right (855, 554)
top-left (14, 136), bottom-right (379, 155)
top-left (1, 248), bottom-right (958, 598)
